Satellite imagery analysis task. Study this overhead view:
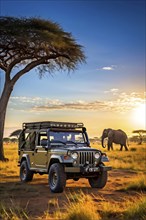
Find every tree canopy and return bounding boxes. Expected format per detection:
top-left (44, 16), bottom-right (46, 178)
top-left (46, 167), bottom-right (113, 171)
top-left (0, 16), bottom-right (85, 78)
top-left (0, 16), bottom-right (86, 161)
top-left (9, 129), bottom-right (22, 138)
top-left (132, 130), bottom-right (146, 144)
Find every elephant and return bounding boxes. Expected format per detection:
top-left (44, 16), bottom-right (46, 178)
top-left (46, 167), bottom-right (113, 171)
top-left (101, 128), bottom-right (128, 151)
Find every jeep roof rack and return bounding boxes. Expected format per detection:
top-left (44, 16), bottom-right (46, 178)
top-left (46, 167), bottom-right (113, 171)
top-left (23, 121), bottom-right (84, 130)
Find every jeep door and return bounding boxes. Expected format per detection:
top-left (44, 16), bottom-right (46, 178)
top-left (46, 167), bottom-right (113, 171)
top-left (33, 131), bottom-right (49, 169)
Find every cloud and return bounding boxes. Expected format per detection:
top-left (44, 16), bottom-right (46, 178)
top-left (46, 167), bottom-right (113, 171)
top-left (31, 100), bottom-right (105, 112)
top-left (97, 65), bottom-right (117, 71)
top-left (102, 66), bottom-right (114, 70)
top-left (104, 88), bottom-right (119, 95)
top-left (9, 92), bottom-right (145, 114)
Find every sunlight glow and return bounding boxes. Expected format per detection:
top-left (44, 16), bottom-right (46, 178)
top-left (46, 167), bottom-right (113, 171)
top-left (131, 103), bottom-right (146, 128)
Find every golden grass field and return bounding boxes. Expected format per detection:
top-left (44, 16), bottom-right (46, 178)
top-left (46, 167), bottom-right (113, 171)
top-left (0, 142), bottom-right (146, 220)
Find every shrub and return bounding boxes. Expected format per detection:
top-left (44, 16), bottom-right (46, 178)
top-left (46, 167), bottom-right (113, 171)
top-left (130, 147), bottom-right (137, 151)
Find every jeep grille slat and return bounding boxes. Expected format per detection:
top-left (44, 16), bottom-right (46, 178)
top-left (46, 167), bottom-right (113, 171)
top-left (79, 152), bottom-right (94, 165)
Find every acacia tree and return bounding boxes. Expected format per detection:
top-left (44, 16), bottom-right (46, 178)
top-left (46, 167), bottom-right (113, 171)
top-left (9, 129), bottom-right (22, 138)
top-left (132, 130), bottom-right (146, 144)
top-left (0, 16), bottom-right (85, 161)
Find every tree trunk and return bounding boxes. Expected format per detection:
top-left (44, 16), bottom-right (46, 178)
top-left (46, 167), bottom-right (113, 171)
top-left (0, 80), bottom-right (13, 161)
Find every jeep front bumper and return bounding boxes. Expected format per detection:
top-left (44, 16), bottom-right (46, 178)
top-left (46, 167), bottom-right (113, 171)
top-left (65, 165), bottom-right (112, 173)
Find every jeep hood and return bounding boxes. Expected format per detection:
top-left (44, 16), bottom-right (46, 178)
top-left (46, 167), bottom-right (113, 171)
top-left (51, 145), bottom-right (98, 152)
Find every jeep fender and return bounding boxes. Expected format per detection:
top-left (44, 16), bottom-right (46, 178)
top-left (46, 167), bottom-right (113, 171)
top-left (20, 154), bottom-right (31, 169)
top-left (101, 155), bottom-right (109, 162)
top-left (50, 155), bottom-right (63, 163)
top-left (47, 155), bottom-right (65, 172)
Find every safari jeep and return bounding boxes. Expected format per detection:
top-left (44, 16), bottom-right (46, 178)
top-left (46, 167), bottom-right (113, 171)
top-left (18, 121), bottom-right (112, 193)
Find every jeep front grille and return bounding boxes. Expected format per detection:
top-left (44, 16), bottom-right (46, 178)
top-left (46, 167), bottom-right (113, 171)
top-left (79, 152), bottom-right (94, 165)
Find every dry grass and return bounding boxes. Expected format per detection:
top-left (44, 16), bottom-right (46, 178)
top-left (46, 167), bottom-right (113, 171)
top-left (64, 192), bottom-right (101, 220)
top-left (1, 192), bottom-right (146, 220)
top-left (0, 144), bottom-right (19, 181)
top-left (99, 195), bottom-right (146, 220)
top-left (0, 200), bottom-right (29, 220)
top-left (0, 142), bottom-right (146, 219)
top-left (120, 174), bottom-right (146, 191)
top-left (92, 142), bottom-right (146, 171)
top-left (123, 196), bottom-right (146, 220)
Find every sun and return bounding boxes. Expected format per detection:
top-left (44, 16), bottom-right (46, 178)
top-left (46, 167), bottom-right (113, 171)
top-left (131, 103), bottom-right (146, 128)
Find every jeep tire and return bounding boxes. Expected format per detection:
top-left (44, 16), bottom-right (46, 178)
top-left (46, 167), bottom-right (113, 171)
top-left (88, 165), bottom-right (107, 189)
top-left (49, 163), bottom-right (66, 193)
top-left (20, 160), bottom-right (34, 182)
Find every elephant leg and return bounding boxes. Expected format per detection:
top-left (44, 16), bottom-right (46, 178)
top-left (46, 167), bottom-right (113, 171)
top-left (124, 145), bottom-right (128, 151)
top-left (108, 140), bottom-right (112, 151)
top-left (120, 145), bottom-right (123, 151)
top-left (111, 143), bottom-right (113, 150)
top-left (107, 144), bottom-right (110, 151)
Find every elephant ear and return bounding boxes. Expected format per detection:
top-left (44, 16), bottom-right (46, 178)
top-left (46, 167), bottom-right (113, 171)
top-left (108, 129), bottom-right (114, 139)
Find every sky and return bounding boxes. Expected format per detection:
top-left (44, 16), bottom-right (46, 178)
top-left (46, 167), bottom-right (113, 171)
top-left (0, 0), bottom-right (145, 138)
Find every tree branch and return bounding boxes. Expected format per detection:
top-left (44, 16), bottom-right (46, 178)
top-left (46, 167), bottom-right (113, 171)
top-left (7, 55), bottom-right (35, 75)
top-left (10, 55), bottom-right (57, 84)
top-left (10, 52), bottom-right (71, 85)
top-left (0, 63), bottom-right (7, 72)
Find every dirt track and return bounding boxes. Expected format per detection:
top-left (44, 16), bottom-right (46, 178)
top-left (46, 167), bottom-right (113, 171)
top-left (0, 169), bottom-right (143, 219)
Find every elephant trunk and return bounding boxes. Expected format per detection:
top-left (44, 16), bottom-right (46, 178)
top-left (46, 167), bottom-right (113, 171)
top-left (101, 136), bottom-right (106, 148)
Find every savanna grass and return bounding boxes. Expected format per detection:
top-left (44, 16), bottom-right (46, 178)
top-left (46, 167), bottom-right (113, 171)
top-left (123, 196), bottom-right (146, 220)
top-left (0, 200), bottom-right (29, 220)
top-left (64, 192), bottom-right (101, 220)
top-left (99, 195), bottom-right (146, 220)
top-left (92, 143), bottom-right (146, 171)
top-left (122, 174), bottom-right (146, 191)
top-left (1, 143), bottom-right (146, 220)
top-left (0, 144), bottom-right (19, 180)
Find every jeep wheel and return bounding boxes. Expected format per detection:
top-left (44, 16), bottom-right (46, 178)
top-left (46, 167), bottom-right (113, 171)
top-left (49, 163), bottom-right (66, 193)
top-left (20, 161), bottom-right (34, 182)
top-left (88, 165), bottom-right (107, 189)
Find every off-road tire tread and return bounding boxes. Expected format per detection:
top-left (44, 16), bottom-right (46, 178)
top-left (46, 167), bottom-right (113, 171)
top-left (49, 163), bottom-right (66, 193)
top-left (20, 160), bottom-right (33, 182)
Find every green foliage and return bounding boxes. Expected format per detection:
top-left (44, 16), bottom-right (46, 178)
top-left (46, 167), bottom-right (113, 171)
top-left (3, 137), bottom-right (18, 143)
top-left (0, 16), bottom-right (85, 74)
top-left (3, 138), bottom-right (10, 143)
top-left (9, 129), bottom-right (22, 138)
top-left (132, 130), bottom-right (146, 145)
top-left (0, 16), bottom-right (86, 161)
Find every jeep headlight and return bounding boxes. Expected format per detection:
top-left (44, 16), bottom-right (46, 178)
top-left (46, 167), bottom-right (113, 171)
top-left (71, 152), bottom-right (78, 160)
top-left (94, 152), bottom-right (101, 159)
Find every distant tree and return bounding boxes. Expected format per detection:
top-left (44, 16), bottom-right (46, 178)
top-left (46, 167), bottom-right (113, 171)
top-left (10, 138), bottom-right (18, 143)
top-left (3, 137), bottom-right (10, 143)
top-left (0, 16), bottom-right (85, 161)
top-left (129, 135), bottom-right (139, 143)
top-left (132, 130), bottom-right (146, 145)
top-left (10, 129), bottom-right (22, 138)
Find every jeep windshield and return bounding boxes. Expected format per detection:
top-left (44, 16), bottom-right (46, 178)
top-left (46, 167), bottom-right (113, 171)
top-left (49, 131), bottom-right (86, 145)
